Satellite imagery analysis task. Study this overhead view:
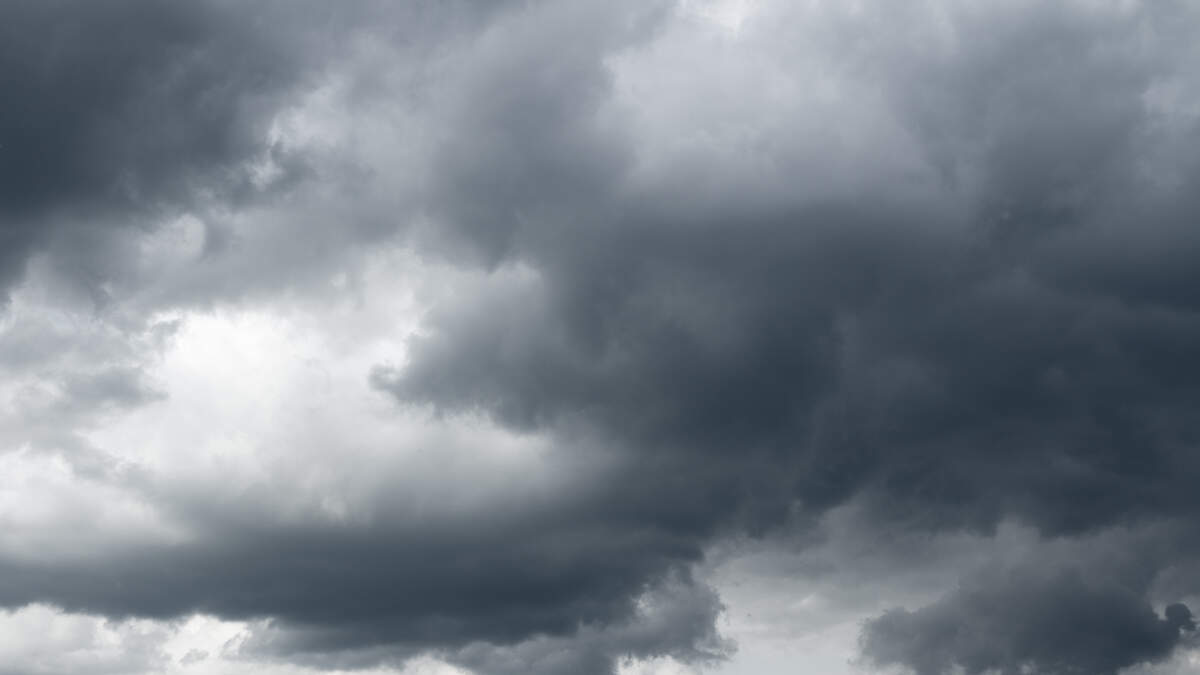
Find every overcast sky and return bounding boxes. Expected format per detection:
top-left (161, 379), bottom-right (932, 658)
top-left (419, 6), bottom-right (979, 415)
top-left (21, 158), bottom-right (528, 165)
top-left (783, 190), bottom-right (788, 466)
top-left (3, 1), bottom-right (1200, 674)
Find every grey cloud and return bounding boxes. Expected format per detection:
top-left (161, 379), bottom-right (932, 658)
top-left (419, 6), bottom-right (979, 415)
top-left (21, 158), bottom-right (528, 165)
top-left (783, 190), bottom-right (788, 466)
top-left (375, 0), bottom-right (1200, 670)
top-left (366, 2), bottom-right (1200, 583)
top-left (0, 0), bottom-right (562, 311)
top-left (231, 571), bottom-right (730, 675)
top-left (861, 566), bottom-right (1197, 675)
top-left (446, 574), bottom-right (731, 675)
top-left (6, 0), bottom-right (1200, 673)
top-left (0, 605), bottom-right (171, 675)
top-left (0, 3), bottom-right (736, 672)
top-left (0, 0), bottom-right (308, 292)
top-left (0, 284), bottom-right (177, 477)
top-left (0, 0), bottom-right (451, 306)
top-left (0, 441), bottom-right (716, 668)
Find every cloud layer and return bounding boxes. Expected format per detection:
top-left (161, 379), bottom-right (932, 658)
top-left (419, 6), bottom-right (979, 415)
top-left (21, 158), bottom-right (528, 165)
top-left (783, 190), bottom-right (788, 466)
top-left (4, 1), bottom-right (1200, 674)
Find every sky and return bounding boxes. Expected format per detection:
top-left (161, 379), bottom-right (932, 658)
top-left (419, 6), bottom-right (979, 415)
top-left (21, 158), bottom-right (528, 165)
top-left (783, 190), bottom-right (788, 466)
top-left (2, 1), bottom-right (1200, 674)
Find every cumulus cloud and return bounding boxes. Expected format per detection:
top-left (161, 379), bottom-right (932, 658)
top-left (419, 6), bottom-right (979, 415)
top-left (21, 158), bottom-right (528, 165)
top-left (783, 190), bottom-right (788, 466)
top-left (4, 1), bottom-right (1200, 674)
top-left (0, 0), bottom-right (309, 294)
top-left (861, 568), bottom-right (1197, 675)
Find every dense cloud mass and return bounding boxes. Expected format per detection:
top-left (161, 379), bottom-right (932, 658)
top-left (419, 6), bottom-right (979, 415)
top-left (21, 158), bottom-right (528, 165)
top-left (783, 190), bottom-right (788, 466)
top-left (0, 0), bottom-right (300, 292)
top-left (863, 566), bottom-right (1197, 675)
top-left (4, 1), bottom-right (1200, 674)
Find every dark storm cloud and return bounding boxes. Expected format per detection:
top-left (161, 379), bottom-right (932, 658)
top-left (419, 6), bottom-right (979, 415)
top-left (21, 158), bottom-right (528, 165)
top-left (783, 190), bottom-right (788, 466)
top-left (1, 511), bottom-right (685, 637)
top-left (444, 574), bottom-right (730, 675)
top-left (0, 7), bottom-right (719, 669)
top-left (0, 456), bottom-right (722, 673)
top-left (0, 0), bottom-right (303, 291)
top-left (7, 0), bottom-right (1200, 673)
top-left (861, 566), bottom-right (1197, 675)
top-left (373, 0), bottom-right (1200, 671)
top-left (0, 3), bottom-right (726, 673)
top-left (0, 1), bottom-right (291, 211)
top-left (373, 0), bottom-right (1200, 546)
top-left (234, 569), bottom-right (729, 675)
top-left (0, 0), bottom-right (561, 310)
top-left (0, 0), bottom-right (480, 302)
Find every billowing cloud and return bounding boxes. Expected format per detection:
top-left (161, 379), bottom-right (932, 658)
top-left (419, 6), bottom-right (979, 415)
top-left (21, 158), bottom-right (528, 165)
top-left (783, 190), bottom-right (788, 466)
top-left (862, 568), bottom-right (1197, 675)
top-left (4, 1), bottom-right (1200, 674)
top-left (0, 0), bottom-right (307, 293)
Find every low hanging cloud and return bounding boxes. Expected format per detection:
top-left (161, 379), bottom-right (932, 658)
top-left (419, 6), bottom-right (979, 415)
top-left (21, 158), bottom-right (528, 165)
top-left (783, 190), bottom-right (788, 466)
top-left (374, 0), bottom-right (1200, 671)
top-left (862, 567), bottom-right (1198, 675)
top-left (3, 1), bottom-right (1200, 674)
top-left (0, 0), bottom-right (308, 294)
